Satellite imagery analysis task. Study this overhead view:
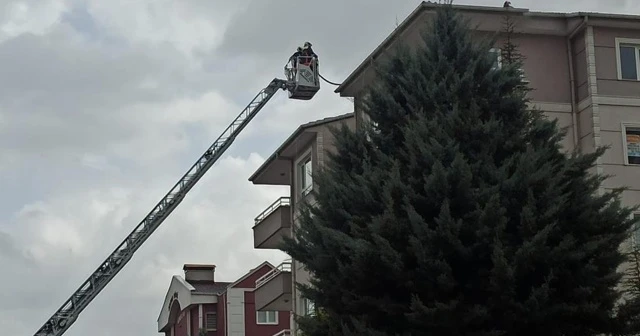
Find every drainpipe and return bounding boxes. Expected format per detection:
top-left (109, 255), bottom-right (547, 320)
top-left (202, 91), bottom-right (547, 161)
top-left (222, 294), bottom-right (227, 336)
top-left (187, 309), bottom-right (191, 336)
top-left (289, 161), bottom-right (297, 334)
top-left (567, 16), bottom-right (588, 150)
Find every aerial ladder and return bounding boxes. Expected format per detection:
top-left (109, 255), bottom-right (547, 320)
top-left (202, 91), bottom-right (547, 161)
top-left (34, 55), bottom-right (320, 336)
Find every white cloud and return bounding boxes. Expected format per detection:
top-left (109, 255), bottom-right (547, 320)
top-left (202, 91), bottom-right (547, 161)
top-left (1, 0), bottom-right (638, 335)
top-left (0, 0), bottom-right (69, 41)
top-left (1, 151), bottom-right (288, 335)
top-left (85, 0), bottom-right (249, 57)
top-left (12, 186), bottom-right (132, 264)
top-left (80, 153), bottom-right (119, 172)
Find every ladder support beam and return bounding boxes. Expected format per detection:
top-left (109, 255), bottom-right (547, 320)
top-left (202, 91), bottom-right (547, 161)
top-left (34, 78), bottom-right (288, 336)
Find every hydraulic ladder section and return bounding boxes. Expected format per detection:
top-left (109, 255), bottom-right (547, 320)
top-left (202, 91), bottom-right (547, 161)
top-left (34, 78), bottom-right (289, 336)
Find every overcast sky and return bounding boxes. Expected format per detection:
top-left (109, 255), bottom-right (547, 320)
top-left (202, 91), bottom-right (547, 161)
top-left (0, 0), bottom-right (638, 335)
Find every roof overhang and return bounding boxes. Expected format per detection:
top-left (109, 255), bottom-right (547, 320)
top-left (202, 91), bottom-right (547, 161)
top-left (249, 113), bottom-right (354, 185)
top-left (248, 131), bottom-right (316, 185)
top-left (183, 264), bottom-right (216, 271)
top-left (335, 1), bottom-right (640, 96)
top-left (228, 261), bottom-right (275, 288)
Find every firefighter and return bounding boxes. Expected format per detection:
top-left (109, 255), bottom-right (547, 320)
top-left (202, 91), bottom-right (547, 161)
top-left (301, 42), bottom-right (317, 65)
top-left (290, 46), bottom-right (303, 67)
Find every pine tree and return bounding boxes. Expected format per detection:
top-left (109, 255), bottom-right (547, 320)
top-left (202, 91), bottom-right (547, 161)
top-left (613, 222), bottom-right (640, 335)
top-left (500, 8), bottom-right (525, 66)
top-left (500, 7), bottom-right (528, 90)
top-left (280, 3), bottom-right (637, 335)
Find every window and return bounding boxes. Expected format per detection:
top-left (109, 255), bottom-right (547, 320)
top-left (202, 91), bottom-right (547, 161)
top-left (616, 38), bottom-right (640, 80)
top-left (489, 48), bottom-right (502, 70)
top-left (489, 47), bottom-right (528, 82)
top-left (298, 156), bottom-right (313, 196)
top-left (303, 298), bottom-right (316, 316)
top-left (623, 124), bottom-right (640, 165)
top-left (362, 112), bottom-right (380, 143)
top-left (370, 119), bottom-right (380, 134)
top-left (205, 312), bottom-right (217, 331)
top-left (256, 311), bottom-right (278, 325)
top-left (633, 213), bottom-right (640, 249)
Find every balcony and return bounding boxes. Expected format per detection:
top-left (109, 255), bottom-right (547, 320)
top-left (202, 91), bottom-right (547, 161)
top-left (253, 197), bottom-right (292, 249)
top-left (272, 330), bottom-right (291, 336)
top-left (254, 261), bottom-right (292, 311)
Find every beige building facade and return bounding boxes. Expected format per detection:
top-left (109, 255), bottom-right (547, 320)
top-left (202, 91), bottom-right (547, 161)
top-left (249, 113), bottom-right (355, 334)
top-left (250, 2), bottom-right (640, 334)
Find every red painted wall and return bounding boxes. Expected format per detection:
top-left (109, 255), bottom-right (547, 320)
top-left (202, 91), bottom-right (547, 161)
top-left (233, 264), bottom-right (290, 335)
top-left (163, 263), bottom-right (284, 336)
top-left (233, 264), bottom-right (273, 289)
top-left (244, 291), bottom-right (290, 336)
top-left (170, 303), bottom-right (221, 336)
top-left (203, 303), bottom-right (218, 336)
top-left (189, 306), bottom-right (199, 335)
top-left (173, 307), bottom-right (189, 336)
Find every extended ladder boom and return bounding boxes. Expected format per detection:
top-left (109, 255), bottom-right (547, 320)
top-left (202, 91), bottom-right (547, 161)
top-left (34, 78), bottom-right (288, 336)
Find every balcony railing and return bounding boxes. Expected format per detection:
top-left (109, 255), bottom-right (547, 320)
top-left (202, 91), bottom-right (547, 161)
top-left (272, 330), bottom-right (291, 336)
top-left (256, 260), bottom-right (292, 289)
top-left (255, 197), bottom-right (291, 225)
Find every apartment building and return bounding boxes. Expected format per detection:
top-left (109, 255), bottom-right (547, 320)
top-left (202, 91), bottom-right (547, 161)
top-left (249, 2), bottom-right (640, 333)
top-left (157, 262), bottom-right (290, 336)
top-left (248, 113), bottom-right (355, 329)
top-left (338, 2), bottom-right (640, 205)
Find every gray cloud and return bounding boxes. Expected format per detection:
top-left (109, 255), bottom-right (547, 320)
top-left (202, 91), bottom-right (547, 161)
top-left (216, 1), bottom-right (419, 78)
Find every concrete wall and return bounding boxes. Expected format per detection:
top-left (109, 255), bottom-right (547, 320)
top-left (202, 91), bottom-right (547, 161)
top-left (287, 117), bottom-right (356, 333)
top-left (591, 26), bottom-right (640, 207)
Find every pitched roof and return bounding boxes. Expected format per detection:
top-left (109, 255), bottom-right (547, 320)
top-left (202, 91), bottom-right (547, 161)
top-left (335, 1), bottom-right (640, 95)
top-left (227, 261), bottom-right (274, 288)
top-left (186, 280), bottom-right (231, 294)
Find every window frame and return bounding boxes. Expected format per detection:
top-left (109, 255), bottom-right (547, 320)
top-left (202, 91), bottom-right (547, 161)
top-left (296, 151), bottom-right (313, 197)
top-left (205, 312), bottom-right (217, 331)
top-left (303, 298), bottom-right (316, 316)
top-left (256, 310), bottom-right (278, 325)
top-left (489, 48), bottom-right (502, 70)
top-left (362, 112), bottom-right (379, 143)
top-left (621, 123), bottom-right (640, 165)
top-left (632, 213), bottom-right (640, 249)
top-left (615, 38), bottom-right (640, 81)
top-left (489, 47), bottom-right (528, 82)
